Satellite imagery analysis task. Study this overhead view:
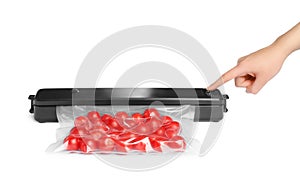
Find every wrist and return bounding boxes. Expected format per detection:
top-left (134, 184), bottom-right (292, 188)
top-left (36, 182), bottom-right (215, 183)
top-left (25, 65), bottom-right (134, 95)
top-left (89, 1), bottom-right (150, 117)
top-left (271, 36), bottom-right (293, 58)
top-left (272, 22), bottom-right (300, 56)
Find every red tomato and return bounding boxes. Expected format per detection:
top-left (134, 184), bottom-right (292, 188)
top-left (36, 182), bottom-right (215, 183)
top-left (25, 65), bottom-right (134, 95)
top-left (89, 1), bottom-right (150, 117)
top-left (148, 134), bottom-right (168, 142)
top-left (115, 111), bottom-right (129, 121)
top-left (144, 108), bottom-right (160, 118)
top-left (164, 121), bottom-right (180, 138)
top-left (132, 123), bottom-right (151, 135)
top-left (63, 135), bottom-right (71, 143)
top-left (64, 136), bottom-right (81, 151)
top-left (149, 137), bottom-right (162, 152)
top-left (171, 135), bottom-right (185, 142)
top-left (69, 127), bottom-right (79, 135)
top-left (124, 119), bottom-right (137, 128)
top-left (83, 138), bottom-right (98, 152)
top-left (164, 121), bottom-right (180, 130)
top-left (165, 136), bottom-right (186, 150)
top-left (95, 125), bottom-right (110, 133)
top-left (127, 136), bottom-right (146, 143)
top-left (89, 129), bottom-right (106, 140)
top-left (133, 142), bottom-right (146, 153)
top-left (146, 117), bottom-right (162, 131)
top-left (118, 132), bottom-right (138, 141)
top-left (101, 114), bottom-right (113, 124)
top-left (132, 113), bottom-right (144, 123)
top-left (79, 142), bottom-right (87, 153)
top-left (74, 116), bottom-right (91, 130)
top-left (98, 137), bottom-right (115, 152)
top-left (115, 112), bottom-right (130, 129)
top-left (165, 141), bottom-right (182, 149)
top-left (92, 119), bottom-right (108, 130)
top-left (112, 139), bottom-right (127, 153)
top-left (106, 118), bottom-right (124, 131)
top-left (87, 111), bottom-right (101, 123)
top-left (165, 129), bottom-right (179, 139)
top-left (153, 126), bottom-right (166, 137)
top-left (92, 119), bottom-right (110, 132)
top-left (107, 131), bottom-right (123, 139)
top-left (69, 127), bottom-right (89, 137)
top-left (161, 116), bottom-right (173, 125)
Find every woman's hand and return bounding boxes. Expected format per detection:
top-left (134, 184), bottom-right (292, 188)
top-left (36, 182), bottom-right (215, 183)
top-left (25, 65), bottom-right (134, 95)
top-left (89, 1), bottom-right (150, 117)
top-left (207, 44), bottom-right (288, 94)
top-left (207, 22), bottom-right (300, 94)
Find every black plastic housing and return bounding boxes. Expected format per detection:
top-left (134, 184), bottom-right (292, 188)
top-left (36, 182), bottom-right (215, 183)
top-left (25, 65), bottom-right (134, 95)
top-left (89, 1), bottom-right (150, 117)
top-left (29, 88), bottom-right (228, 123)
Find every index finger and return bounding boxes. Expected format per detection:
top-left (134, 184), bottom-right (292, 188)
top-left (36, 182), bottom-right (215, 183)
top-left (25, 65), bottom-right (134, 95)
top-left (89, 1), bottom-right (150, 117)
top-left (207, 65), bottom-right (244, 90)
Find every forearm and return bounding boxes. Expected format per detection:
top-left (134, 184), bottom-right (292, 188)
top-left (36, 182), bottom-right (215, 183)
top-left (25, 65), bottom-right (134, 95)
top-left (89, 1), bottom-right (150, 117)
top-left (273, 22), bottom-right (300, 56)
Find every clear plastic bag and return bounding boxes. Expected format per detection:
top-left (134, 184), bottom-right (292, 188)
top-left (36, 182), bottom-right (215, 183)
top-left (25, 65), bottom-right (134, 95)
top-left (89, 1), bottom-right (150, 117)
top-left (48, 105), bottom-right (203, 155)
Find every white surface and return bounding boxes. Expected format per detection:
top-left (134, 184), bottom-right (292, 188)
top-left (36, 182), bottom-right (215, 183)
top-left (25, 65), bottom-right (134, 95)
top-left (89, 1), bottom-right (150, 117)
top-left (1, 0), bottom-right (300, 192)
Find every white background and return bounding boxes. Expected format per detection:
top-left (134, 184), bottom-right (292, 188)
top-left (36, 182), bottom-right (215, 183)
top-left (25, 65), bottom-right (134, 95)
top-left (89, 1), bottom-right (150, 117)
top-left (1, 0), bottom-right (300, 192)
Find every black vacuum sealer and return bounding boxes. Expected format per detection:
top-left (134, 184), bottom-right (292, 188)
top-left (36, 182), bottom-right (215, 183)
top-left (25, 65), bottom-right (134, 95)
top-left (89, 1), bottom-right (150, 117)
top-left (28, 88), bottom-right (228, 123)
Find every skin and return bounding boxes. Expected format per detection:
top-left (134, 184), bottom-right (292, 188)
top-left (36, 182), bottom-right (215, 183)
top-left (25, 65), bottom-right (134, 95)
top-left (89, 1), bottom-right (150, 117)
top-left (207, 22), bottom-right (300, 94)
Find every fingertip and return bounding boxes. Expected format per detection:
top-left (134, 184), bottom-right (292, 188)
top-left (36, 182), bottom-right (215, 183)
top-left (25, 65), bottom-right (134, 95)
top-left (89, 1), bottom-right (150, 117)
top-left (206, 85), bottom-right (214, 91)
top-left (207, 78), bottom-right (224, 91)
top-left (207, 83), bottom-right (219, 91)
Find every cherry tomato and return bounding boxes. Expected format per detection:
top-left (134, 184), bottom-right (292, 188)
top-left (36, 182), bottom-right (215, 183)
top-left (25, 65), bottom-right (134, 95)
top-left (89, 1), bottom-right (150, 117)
top-left (165, 141), bottom-right (182, 149)
top-left (132, 113), bottom-right (144, 123)
top-left (107, 131), bottom-right (123, 139)
top-left (127, 136), bottom-right (146, 143)
top-left (161, 116), bottom-right (173, 125)
top-left (63, 135), bottom-right (71, 143)
top-left (92, 119), bottom-right (104, 127)
top-left (132, 123), bottom-right (151, 135)
top-left (69, 127), bottom-right (89, 137)
top-left (146, 117), bottom-right (162, 131)
top-left (64, 136), bottom-right (81, 151)
top-left (115, 112), bottom-right (130, 129)
top-left (118, 132), bottom-right (138, 141)
top-left (102, 114), bottom-right (124, 131)
top-left (83, 138), bottom-right (98, 152)
top-left (171, 135), bottom-right (185, 142)
top-left (92, 119), bottom-right (109, 132)
top-left (115, 111), bottom-right (129, 121)
top-left (165, 136), bottom-right (186, 150)
top-left (144, 108), bottom-right (160, 119)
top-left (79, 142), bottom-right (87, 153)
top-left (98, 137), bottom-right (115, 152)
top-left (113, 139), bottom-right (127, 153)
top-left (132, 142), bottom-right (146, 153)
top-left (153, 126), bottom-right (166, 137)
top-left (165, 129), bottom-right (179, 139)
top-left (87, 111), bottom-right (101, 123)
top-left (164, 121), bottom-right (180, 130)
top-left (101, 114), bottom-right (113, 124)
top-left (89, 129), bottom-right (105, 140)
top-left (124, 119), bottom-right (138, 127)
top-left (74, 116), bottom-right (91, 130)
top-left (164, 121), bottom-right (180, 138)
top-left (106, 118), bottom-right (124, 131)
top-left (149, 137), bottom-right (162, 152)
top-left (148, 134), bottom-right (168, 142)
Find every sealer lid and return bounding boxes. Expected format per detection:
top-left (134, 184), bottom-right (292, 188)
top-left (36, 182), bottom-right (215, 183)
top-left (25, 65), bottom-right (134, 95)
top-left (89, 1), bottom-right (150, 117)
top-left (30, 88), bottom-right (228, 107)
